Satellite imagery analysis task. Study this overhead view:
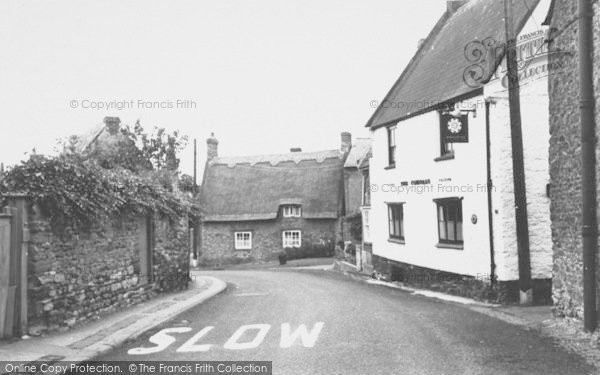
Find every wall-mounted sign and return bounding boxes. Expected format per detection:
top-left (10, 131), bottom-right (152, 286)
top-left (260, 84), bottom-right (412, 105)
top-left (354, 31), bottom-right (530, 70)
top-left (440, 113), bottom-right (469, 143)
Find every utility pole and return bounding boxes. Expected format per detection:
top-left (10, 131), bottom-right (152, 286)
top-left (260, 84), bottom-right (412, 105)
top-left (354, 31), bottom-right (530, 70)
top-left (192, 139), bottom-right (198, 263)
top-left (579, 0), bottom-right (597, 332)
top-left (504, 0), bottom-right (532, 303)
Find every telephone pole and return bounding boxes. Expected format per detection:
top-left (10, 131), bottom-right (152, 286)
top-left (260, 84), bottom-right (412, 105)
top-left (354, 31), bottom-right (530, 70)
top-left (504, 0), bottom-right (532, 303)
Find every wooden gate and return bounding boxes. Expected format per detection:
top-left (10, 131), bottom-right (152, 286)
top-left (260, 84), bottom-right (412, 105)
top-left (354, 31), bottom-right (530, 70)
top-left (0, 198), bottom-right (27, 339)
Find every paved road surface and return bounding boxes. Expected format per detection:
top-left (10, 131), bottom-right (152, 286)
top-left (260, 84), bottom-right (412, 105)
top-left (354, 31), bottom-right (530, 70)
top-left (97, 269), bottom-right (594, 374)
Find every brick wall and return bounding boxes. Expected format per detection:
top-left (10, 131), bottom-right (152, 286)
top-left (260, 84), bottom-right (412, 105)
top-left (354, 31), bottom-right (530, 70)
top-left (200, 218), bottom-right (337, 263)
top-left (26, 203), bottom-right (189, 333)
top-left (549, 0), bottom-right (600, 318)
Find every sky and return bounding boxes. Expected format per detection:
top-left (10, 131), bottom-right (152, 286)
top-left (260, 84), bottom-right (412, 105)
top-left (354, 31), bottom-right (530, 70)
top-left (0, 0), bottom-right (446, 178)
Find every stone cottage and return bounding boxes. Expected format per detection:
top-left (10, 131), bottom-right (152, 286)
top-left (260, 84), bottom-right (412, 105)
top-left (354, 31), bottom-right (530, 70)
top-left (198, 132), bottom-right (369, 263)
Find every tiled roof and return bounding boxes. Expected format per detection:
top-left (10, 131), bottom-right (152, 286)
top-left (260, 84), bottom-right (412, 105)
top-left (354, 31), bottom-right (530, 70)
top-left (367, 0), bottom-right (541, 129)
top-left (344, 139), bottom-right (372, 168)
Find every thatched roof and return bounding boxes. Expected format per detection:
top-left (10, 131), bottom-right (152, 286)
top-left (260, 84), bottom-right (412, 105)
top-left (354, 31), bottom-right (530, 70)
top-left (200, 150), bottom-right (344, 222)
top-left (366, 0), bottom-right (541, 129)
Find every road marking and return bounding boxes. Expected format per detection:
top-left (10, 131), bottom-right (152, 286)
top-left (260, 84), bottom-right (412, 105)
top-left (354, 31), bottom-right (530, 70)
top-left (176, 326), bottom-right (214, 352)
top-left (128, 327), bottom-right (191, 355)
top-left (127, 322), bottom-right (325, 354)
top-left (223, 324), bottom-right (271, 350)
top-left (280, 322), bottom-right (324, 348)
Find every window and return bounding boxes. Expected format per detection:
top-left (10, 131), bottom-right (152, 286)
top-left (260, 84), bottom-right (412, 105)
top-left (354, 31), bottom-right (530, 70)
top-left (435, 198), bottom-right (463, 246)
top-left (282, 230), bottom-right (301, 248)
top-left (362, 208), bottom-right (372, 243)
top-left (234, 231), bottom-right (252, 250)
top-left (387, 126), bottom-right (396, 166)
top-left (387, 203), bottom-right (404, 240)
top-left (282, 205), bottom-right (302, 217)
top-left (362, 171), bottom-right (371, 206)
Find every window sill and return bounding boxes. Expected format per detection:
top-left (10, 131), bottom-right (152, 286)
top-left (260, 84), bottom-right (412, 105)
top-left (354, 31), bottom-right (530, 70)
top-left (384, 164), bottom-right (396, 170)
top-left (434, 152), bottom-right (455, 162)
top-left (388, 238), bottom-right (405, 245)
top-left (435, 242), bottom-right (463, 250)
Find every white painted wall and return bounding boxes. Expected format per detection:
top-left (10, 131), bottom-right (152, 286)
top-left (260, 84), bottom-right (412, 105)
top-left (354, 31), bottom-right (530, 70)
top-left (370, 0), bottom-right (552, 281)
top-left (485, 0), bottom-right (552, 280)
top-left (370, 98), bottom-right (493, 278)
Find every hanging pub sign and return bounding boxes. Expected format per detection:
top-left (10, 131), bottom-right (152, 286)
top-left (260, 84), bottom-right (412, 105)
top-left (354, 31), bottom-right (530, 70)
top-left (440, 113), bottom-right (469, 143)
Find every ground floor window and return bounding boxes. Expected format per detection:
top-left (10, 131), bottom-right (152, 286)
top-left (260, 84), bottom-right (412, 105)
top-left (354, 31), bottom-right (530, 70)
top-left (282, 230), bottom-right (301, 248)
top-left (435, 198), bottom-right (463, 246)
top-left (388, 203), bottom-right (404, 240)
top-left (234, 231), bottom-right (252, 250)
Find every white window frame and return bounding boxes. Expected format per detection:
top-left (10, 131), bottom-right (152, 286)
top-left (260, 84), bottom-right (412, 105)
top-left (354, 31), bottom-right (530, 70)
top-left (234, 231), bottom-right (252, 250)
top-left (282, 230), bottom-right (302, 248)
top-left (282, 205), bottom-right (302, 218)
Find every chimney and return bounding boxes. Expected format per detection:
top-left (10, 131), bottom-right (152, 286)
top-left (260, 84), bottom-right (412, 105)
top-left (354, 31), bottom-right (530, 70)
top-left (103, 116), bottom-right (121, 135)
top-left (341, 132), bottom-right (352, 154)
top-left (290, 147), bottom-right (302, 152)
top-left (207, 132), bottom-right (218, 161)
top-left (447, 0), bottom-right (467, 14)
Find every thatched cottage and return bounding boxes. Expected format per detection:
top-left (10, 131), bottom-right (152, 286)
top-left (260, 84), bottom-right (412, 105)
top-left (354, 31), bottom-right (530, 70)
top-left (198, 132), bottom-right (369, 263)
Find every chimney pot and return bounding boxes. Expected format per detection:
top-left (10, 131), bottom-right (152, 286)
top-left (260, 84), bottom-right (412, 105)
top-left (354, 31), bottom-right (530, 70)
top-left (103, 116), bottom-right (121, 135)
top-left (207, 133), bottom-right (218, 160)
top-left (341, 132), bottom-right (352, 154)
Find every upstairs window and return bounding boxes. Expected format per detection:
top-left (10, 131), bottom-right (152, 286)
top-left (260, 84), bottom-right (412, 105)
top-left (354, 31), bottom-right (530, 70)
top-left (282, 205), bottom-right (302, 217)
top-left (435, 198), bottom-right (463, 247)
top-left (387, 203), bottom-right (404, 241)
top-left (387, 126), bottom-right (396, 166)
top-left (234, 232), bottom-right (252, 250)
top-left (282, 230), bottom-right (301, 248)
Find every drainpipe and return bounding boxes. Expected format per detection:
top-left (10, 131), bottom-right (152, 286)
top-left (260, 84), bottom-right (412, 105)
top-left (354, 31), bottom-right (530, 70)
top-left (485, 101), bottom-right (496, 289)
top-left (504, 0), bottom-right (532, 303)
top-left (579, 0), bottom-right (597, 332)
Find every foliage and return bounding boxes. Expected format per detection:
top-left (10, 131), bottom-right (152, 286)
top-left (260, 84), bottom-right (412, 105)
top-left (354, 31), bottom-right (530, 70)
top-left (346, 213), bottom-right (363, 242)
top-left (178, 174), bottom-right (197, 194)
top-left (284, 239), bottom-right (335, 260)
top-left (62, 120), bottom-right (188, 173)
top-left (0, 153), bottom-right (199, 230)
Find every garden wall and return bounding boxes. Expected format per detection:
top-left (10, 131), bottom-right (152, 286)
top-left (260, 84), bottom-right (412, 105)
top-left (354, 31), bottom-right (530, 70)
top-left (25, 202), bottom-right (190, 333)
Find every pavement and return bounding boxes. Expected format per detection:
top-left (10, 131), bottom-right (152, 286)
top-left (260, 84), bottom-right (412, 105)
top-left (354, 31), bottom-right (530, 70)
top-left (0, 273), bottom-right (226, 364)
top-left (96, 268), bottom-right (593, 374)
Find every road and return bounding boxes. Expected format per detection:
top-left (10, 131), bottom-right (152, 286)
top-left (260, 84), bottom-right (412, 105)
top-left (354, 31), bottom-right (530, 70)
top-left (97, 268), bottom-right (594, 375)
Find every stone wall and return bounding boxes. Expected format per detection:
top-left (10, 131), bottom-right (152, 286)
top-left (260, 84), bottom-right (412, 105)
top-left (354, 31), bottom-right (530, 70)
top-left (549, 0), bottom-right (600, 318)
top-left (200, 218), bottom-right (337, 263)
top-left (26, 204), bottom-right (189, 333)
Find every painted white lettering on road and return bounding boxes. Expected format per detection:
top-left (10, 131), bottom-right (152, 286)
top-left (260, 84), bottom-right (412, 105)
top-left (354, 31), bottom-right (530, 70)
top-left (128, 327), bottom-right (192, 355)
top-left (176, 326), bottom-right (215, 352)
top-left (223, 324), bottom-right (271, 350)
top-left (280, 322), bottom-right (324, 348)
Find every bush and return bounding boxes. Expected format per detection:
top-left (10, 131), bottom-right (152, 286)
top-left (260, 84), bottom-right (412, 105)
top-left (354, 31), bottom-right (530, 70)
top-left (284, 240), bottom-right (334, 260)
top-left (0, 154), bottom-right (199, 230)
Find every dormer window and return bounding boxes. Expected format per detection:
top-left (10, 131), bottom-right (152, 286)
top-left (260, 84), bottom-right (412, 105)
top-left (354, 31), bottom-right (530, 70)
top-left (282, 205), bottom-right (302, 218)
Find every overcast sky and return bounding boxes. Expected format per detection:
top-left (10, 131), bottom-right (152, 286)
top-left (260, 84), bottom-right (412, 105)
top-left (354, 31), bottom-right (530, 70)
top-left (0, 0), bottom-right (446, 178)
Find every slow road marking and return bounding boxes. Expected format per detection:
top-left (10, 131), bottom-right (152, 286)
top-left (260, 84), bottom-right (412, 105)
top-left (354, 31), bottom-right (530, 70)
top-left (127, 322), bottom-right (325, 355)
